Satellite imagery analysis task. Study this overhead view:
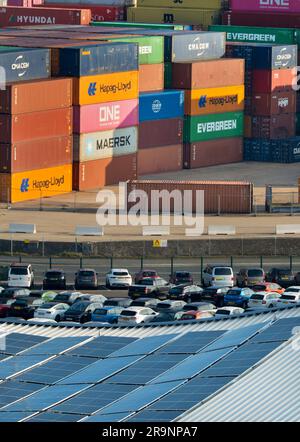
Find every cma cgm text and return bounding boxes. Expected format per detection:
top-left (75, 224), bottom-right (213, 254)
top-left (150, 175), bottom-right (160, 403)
top-left (197, 119), bottom-right (237, 133)
top-left (32, 176), bottom-right (65, 189)
top-left (100, 81), bottom-right (133, 94)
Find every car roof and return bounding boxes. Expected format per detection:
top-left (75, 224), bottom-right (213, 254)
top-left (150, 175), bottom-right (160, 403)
top-left (10, 263), bottom-right (31, 267)
top-left (46, 269), bottom-right (64, 272)
top-left (121, 306), bottom-right (147, 312)
top-left (110, 268), bottom-right (129, 272)
top-left (78, 268), bottom-right (96, 272)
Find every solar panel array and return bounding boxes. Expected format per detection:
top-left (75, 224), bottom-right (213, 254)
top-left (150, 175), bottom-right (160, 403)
top-left (0, 318), bottom-right (296, 422)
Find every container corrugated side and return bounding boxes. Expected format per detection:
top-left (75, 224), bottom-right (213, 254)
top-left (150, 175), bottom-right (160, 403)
top-left (137, 144), bottom-right (182, 176)
top-left (108, 35), bottom-right (164, 65)
top-left (139, 63), bottom-right (164, 92)
top-left (139, 89), bottom-right (184, 122)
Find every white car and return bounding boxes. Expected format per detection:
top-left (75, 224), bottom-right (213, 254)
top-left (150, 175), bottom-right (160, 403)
top-left (248, 291), bottom-right (281, 309)
top-left (203, 266), bottom-right (235, 288)
top-left (77, 294), bottom-right (107, 303)
top-left (0, 287), bottom-right (4, 293)
top-left (277, 288), bottom-right (300, 307)
top-left (106, 269), bottom-right (132, 289)
top-left (214, 307), bottom-right (244, 318)
top-left (8, 264), bottom-right (34, 288)
top-left (34, 302), bottom-right (70, 322)
top-left (118, 307), bottom-right (158, 325)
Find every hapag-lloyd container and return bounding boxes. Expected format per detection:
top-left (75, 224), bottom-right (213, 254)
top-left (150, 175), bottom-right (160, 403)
top-left (252, 91), bottom-right (296, 115)
top-left (0, 164), bottom-right (72, 203)
top-left (185, 85), bottom-right (245, 116)
top-left (58, 42), bottom-right (138, 77)
top-left (139, 64), bottom-right (164, 92)
top-left (73, 70), bottom-right (139, 105)
top-left (108, 36), bottom-right (164, 65)
top-left (139, 118), bottom-right (183, 149)
top-left (139, 90), bottom-right (184, 122)
top-left (0, 107), bottom-right (72, 143)
top-left (73, 99), bottom-right (138, 134)
top-left (252, 68), bottom-right (296, 93)
top-left (73, 153), bottom-right (137, 190)
top-left (171, 59), bottom-right (245, 90)
top-left (0, 136), bottom-right (72, 173)
top-left (249, 114), bottom-right (296, 139)
top-left (126, 180), bottom-right (253, 214)
top-left (137, 144), bottom-right (182, 176)
top-left (73, 126), bottom-right (138, 162)
top-left (0, 47), bottom-right (50, 83)
top-left (230, 0), bottom-right (300, 13)
top-left (184, 111), bottom-right (244, 143)
top-left (0, 78), bottom-right (72, 114)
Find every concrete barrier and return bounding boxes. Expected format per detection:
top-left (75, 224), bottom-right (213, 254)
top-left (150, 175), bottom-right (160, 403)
top-left (8, 224), bottom-right (36, 234)
top-left (276, 225), bottom-right (300, 235)
top-left (142, 226), bottom-right (170, 236)
top-left (208, 225), bottom-right (236, 236)
top-left (75, 226), bottom-right (104, 236)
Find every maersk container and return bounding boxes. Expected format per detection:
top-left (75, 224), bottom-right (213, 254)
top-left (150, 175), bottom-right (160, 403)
top-left (208, 25), bottom-right (297, 45)
top-left (0, 47), bottom-right (50, 83)
top-left (58, 42), bottom-right (138, 77)
top-left (184, 111), bottom-right (244, 143)
top-left (139, 90), bottom-right (184, 122)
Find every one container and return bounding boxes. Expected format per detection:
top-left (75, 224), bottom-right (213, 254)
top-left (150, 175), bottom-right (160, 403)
top-left (249, 114), bottom-right (296, 139)
top-left (139, 63), bottom-right (164, 92)
top-left (0, 47), bottom-right (50, 83)
top-left (108, 35), bottom-right (164, 65)
top-left (0, 163), bottom-right (72, 203)
top-left (0, 107), bottom-right (72, 143)
top-left (137, 144), bottom-right (182, 175)
top-left (184, 111), bottom-right (244, 143)
top-left (252, 68), bottom-right (296, 93)
top-left (252, 91), bottom-right (296, 116)
top-left (171, 59), bottom-right (245, 90)
top-left (183, 137), bottom-right (243, 169)
top-left (139, 90), bottom-right (184, 122)
top-left (0, 136), bottom-right (72, 173)
top-left (73, 126), bottom-right (138, 162)
top-left (73, 98), bottom-right (138, 134)
top-left (139, 117), bottom-right (183, 149)
top-left (73, 153), bottom-right (137, 190)
top-left (73, 70), bottom-right (139, 105)
top-left (0, 78), bottom-right (72, 114)
top-left (230, 0), bottom-right (300, 13)
top-left (223, 11), bottom-right (300, 28)
top-left (185, 85), bottom-right (245, 116)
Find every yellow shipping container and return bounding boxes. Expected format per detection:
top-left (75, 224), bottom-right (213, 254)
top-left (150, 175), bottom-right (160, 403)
top-left (185, 85), bottom-right (245, 116)
top-left (127, 7), bottom-right (220, 26)
top-left (0, 164), bottom-right (72, 203)
top-left (136, 0), bottom-right (221, 9)
top-left (73, 71), bottom-right (139, 105)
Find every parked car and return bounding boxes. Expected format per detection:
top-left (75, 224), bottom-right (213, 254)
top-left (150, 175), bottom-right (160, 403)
top-left (31, 299), bottom-right (45, 310)
top-left (195, 286), bottom-right (229, 307)
top-left (236, 268), bottom-right (265, 287)
top-left (181, 302), bottom-right (216, 313)
top-left (248, 292), bottom-right (281, 309)
top-left (103, 298), bottom-right (132, 308)
top-left (283, 286), bottom-right (300, 296)
top-left (77, 294), bottom-right (107, 304)
top-left (266, 268), bottom-right (295, 289)
top-left (130, 298), bottom-right (160, 309)
top-left (75, 269), bottom-right (98, 290)
top-left (294, 272), bottom-right (300, 284)
top-left (8, 299), bottom-right (35, 320)
top-left (91, 306), bottom-right (124, 324)
top-left (252, 282), bottom-right (284, 295)
top-left (168, 284), bottom-right (203, 303)
top-left (34, 302), bottom-right (70, 322)
top-left (155, 300), bottom-right (187, 313)
top-left (214, 307), bottom-right (244, 318)
top-left (0, 303), bottom-right (11, 318)
top-left (224, 287), bottom-right (254, 309)
top-left (150, 312), bottom-right (176, 323)
top-left (41, 291), bottom-right (57, 302)
top-left (169, 271), bottom-right (193, 285)
top-left (134, 270), bottom-right (159, 284)
top-left (202, 265), bottom-right (235, 288)
top-left (43, 270), bottom-right (66, 290)
top-left (0, 288), bottom-right (30, 302)
top-left (118, 307), bottom-right (158, 325)
top-left (277, 291), bottom-right (300, 307)
top-left (64, 301), bottom-right (104, 324)
top-left (179, 310), bottom-right (214, 321)
top-left (8, 264), bottom-right (34, 289)
top-left (106, 269), bottom-right (132, 289)
top-left (53, 291), bottom-right (82, 306)
top-left (128, 277), bottom-right (172, 300)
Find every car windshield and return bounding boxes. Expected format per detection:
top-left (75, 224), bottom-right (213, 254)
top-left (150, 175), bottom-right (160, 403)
top-left (176, 272), bottom-right (190, 278)
top-left (251, 294), bottom-right (264, 300)
top-left (45, 272), bottom-right (62, 278)
top-left (12, 300), bottom-right (27, 306)
top-left (248, 269), bottom-right (264, 277)
top-left (214, 268), bottom-right (232, 276)
top-left (68, 302), bottom-right (89, 313)
top-left (227, 290), bottom-right (241, 295)
top-left (182, 314), bottom-right (195, 320)
top-left (216, 309), bottom-right (231, 315)
top-left (278, 270), bottom-right (293, 277)
top-left (286, 288), bottom-right (300, 293)
top-left (169, 287), bottom-right (184, 295)
top-left (40, 303), bottom-right (56, 309)
top-left (183, 305), bottom-right (197, 311)
top-left (55, 294), bottom-right (69, 301)
top-left (10, 268), bottom-right (28, 275)
top-left (139, 279), bottom-right (154, 286)
top-left (121, 310), bottom-right (137, 317)
top-left (281, 295), bottom-right (296, 300)
top-left (94, 309), bottom-right (108, 315)
top-left (252, 285), bottom-right (266, 291)
top-left (113, 272), bottom-right (128, 276)
top-left (79, 271), bottom-right (94, 277)
top-left (142, 271), bottom-right (156, 277)
top-left (157, 303), bottom-right (170, 309)
top-left (203, 288), bottom-right (218, 295)
top-left (130, 301), bottom-right (145, 307)
top-left (104, 301), bottom-right (118, 306)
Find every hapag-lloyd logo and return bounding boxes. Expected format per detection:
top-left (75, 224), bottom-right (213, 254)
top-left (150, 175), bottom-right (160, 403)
top-left (99, 80), bottom-right (132, 94)
top-left (31, 175), bottom-right (65, 190)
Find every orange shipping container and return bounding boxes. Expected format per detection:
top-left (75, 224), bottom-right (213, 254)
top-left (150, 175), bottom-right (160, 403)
top-left (0, 164), bottom-right (72, 203)
top-left (137, 144), bottom-right (183, 176)
top-left (73, 71), bottom-right (139, 105)
top-left (139, 64), bottom-right (164, 92)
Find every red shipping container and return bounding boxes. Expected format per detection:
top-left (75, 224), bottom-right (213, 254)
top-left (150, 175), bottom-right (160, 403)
top-left (252, 68), bottom-right (297, 94)
top-left (0, 107), bottom-right (72, 143)
top-left (0, 6), bottom-right (91, 27)
top-left (137, 144), bottom-right (183, 176)
top-left (139, 118), bottom-right (183, 149)
top-left (252, 91), bottom-right (296, 116)
top-left (223, 10), bottom-right (300, 28)
top-left (0, 136), bottom-right (72, 173)
top-left (73, 153), bottom-right (137, 190)
top-left (7, 0), bottom-right (32, 6)
top-left (37, 4), bottom-right (125, 21)
top-left (250, 114), bottom-right (295, 139)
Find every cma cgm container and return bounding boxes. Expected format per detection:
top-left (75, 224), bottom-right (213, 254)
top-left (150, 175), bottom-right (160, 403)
top-left (252, 91), bottom-right (296, 116)
top-left (73, 70), bottom-right (139, 105)
top-left (184, 111), bottom-right (244, 143)
top-left (139, 64), bottom-right (164, 92)
top-left (137, 144), bottom-right (182, 175)
top-left (208, 25), bottom-right (297, 45)
top-left (0, 47), bottom-right (50, 83)
top-left (167, 32), bottom-right (225, 63)
top-left (139, 90), bottom-right (184, 122)
top-left (0, 78), bottom-right (72, 114)
top-left (139, 118), bottom-right (183, 149)
top-left (0, 136), bottom-right (72, 173)
top-left (73, 99), bottom-right (138, 133)
top-left (58, 42), bottom-right (138, 76)
top-left (73, 126), bottom-right (138, 162)
top-left (0, 164), bottom-right (72, 203)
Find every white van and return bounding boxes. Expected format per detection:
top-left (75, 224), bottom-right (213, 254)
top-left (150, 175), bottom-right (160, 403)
top-left (203, 265), bottom-right (235, 288)
top-left (8, 264), bottom-right (34, 288)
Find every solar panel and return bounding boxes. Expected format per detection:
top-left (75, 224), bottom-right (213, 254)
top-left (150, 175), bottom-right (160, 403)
top-left (51, 383), bottom-right (139, 415)
top-left (106, 353), bottom-right (189, 385)
top-left (154, 331), bottom-right (225, 354)
top-left (66, 336), bottom-right (137, 359)
top-left (25, 412), bottom-right (84, 422)
top-left (149, 348), bottom-right (234, 384)
top-left (56, 355), bottom-right (143, 385)
top-left (202, 322), bottom-right (270, 352)
top-left (1, 384), bottom-right (89, 412)
top-left (0, 333), bottom-right (48, 356)
top-left (22, 337), bottom-right (91, 356)
top-left (0, 355), bottom-right (53, 380)
top-left (108, 334), bottom-right (178, 358)
top-left (0, 411), bottom-right (35, 422)
top-left (82, 412), bottom-right (131, 422)
top-left (250, 317), bottom-right (300, 344)
top-left (126, 410), bottom-right (183, 422)
top-left (0, 380), bottom-right (45, 408)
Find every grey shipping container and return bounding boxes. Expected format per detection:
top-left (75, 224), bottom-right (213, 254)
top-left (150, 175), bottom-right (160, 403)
top-left (58, 42), bottom-right (139, 77)
top-left (0, 48), bottom-right (50, 83)
top-left (170, 32), bottom-right (226, 63)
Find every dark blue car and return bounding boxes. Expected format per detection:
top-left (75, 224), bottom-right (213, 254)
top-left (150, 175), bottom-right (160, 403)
top-left (91, 306), bottom-right (123, 324)
top-left (224, 287), bottom-right (254, 309)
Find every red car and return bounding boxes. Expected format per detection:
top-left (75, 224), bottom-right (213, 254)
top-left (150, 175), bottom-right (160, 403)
top-left (252, 282), bottom-right (284, 295)
top-left (134, 270), bottom-right (159, 284)
top-left (0, 303), bottom-right (11, 318)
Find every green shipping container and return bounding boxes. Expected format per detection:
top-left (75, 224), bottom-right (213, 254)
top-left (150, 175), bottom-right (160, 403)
top-left (92, 21), bottom-right (188, 30)
top-left (184, 111), bottom-right (244, 142)
top-left (108, 36), bottom-right (164, 65)
top-left (209, 25), bottom-right (297, 45)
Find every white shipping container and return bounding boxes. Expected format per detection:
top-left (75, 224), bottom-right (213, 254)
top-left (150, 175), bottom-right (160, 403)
top-left (73, 126), bottom-right (138, 162)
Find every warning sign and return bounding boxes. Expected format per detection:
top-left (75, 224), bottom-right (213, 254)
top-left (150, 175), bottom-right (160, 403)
top-left (153, 239), bottom-right (168, 248)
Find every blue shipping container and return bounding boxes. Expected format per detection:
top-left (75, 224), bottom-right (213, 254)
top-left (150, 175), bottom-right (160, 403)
top-left (139, 90), bottom-right (184, 122)
top-left (58, 42), bottom-right (139, 77)
top-left (244, 138), bottom-right (300, 163)
top-left (0, 48), bottom-right (50, 83)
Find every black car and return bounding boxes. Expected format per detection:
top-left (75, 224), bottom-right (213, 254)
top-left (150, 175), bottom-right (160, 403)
top-left (43, 270), bottom-right (66, 290)
top-left (266, 268), bottom-right (295, 288)
top-left (8, 299), bottom-right (35, 320)
top-left (103, 298), bottom-right (132, 308)
top-left (192, 286), bottom-right (229, 307)
top-left (53, 292), bottom-right (81, 306)
top-left (128, 278), bottom-right (171, 300)
top-left (149, 312), bottom-right (176, 323)
top-left (169, 271), bottom-right (193, 285)
top-left (64, 300), bottom-right (104, 324)
top-left (0, 288), bottom-right (30, 303)
top-left (168, 284), bottom-right (202, 302)
top-left (130, 298), bottom-right (160, 308)
top-left (75, 269), bottom-right (98, 290)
